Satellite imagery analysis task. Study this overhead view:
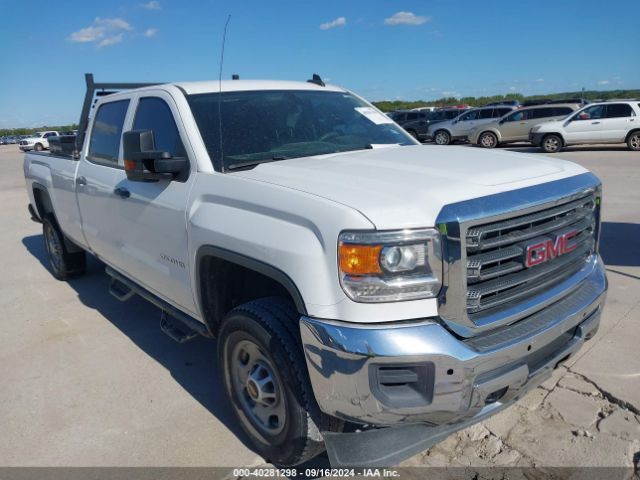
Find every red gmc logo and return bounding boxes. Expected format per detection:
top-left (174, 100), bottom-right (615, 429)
top-left (524, 230), bottom-right (578, 268)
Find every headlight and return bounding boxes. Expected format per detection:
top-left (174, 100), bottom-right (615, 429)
top-left (338, 229), bottom-right (442, 302)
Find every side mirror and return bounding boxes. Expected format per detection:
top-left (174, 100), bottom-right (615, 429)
top-left (123, 130), bottom-right (188, 182)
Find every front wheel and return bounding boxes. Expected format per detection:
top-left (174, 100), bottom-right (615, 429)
top-left (219, 298), bottom-right (341, 466)
top-left (478, 131), bottom-right (498, 148)
top-left (434, 130), bottom-right (451, 145)
top-left (627, 131), bottom-right (640, 151)
top-left (541, 134), bottom-right (563, 153)
top-left (34, 143), bottom-right (44, 152)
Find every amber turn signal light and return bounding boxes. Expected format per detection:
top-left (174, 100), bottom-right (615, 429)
top-left (339, 244), bottom-right (383, 275)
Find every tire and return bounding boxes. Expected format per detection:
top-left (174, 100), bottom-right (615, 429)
top-left (42, 214), bottom-right (86, 280)
top-left (218, 297), bottom-right (342, 466)
top-left (541, 134), bottom-right (563, 153)
top-left (34, 143), bottom-right (44, 152)
top-left (407, 129), bottom-right (419, 141)
top-left (478, 131), bottom-right (498, 149)
top-left (434, 130), bottom-right (451, 145)
top-left (627, 131), bottom-right (640, 151)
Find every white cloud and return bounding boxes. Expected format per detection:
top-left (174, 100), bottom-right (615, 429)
top-left (384, 11), bottom-right (430, 26)
top-left (320, 17), bottom-right (346, 30)
top-left (144, 28), bottom-right (158, 38)
top-left (69, 17), bottom-right (132, 47)
top-left (534, 78), bottom-right (545, 83)
top-left (597, 80), bottom-right (610, 85)
top-left (509, 86), bottom-right (517, 91)
top-left (142, 1), bottom-right (161, 9)
top-left (98, 34), bottom-right (124, 48)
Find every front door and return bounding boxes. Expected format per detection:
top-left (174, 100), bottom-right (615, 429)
top-left (563, 104), bottom-right (605, 144)
top-left (499, 109), bottom-right (534, 142)
top-left (111, 92), bottom-right (198, 316)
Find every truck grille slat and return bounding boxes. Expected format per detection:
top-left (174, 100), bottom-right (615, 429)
top-left (463, 192), bottom-right (597, 319)
top-left (467, 199), bottom-right (594, 252)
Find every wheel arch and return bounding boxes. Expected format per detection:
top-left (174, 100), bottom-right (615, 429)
top-left (196, 245), bottom-right (307, 336)
top-left (32, 183), bottom-right (53, 220)
top-left (542, 132), bottom-right (565, 146)
top-left (625, 128), bottom-right (640, 142)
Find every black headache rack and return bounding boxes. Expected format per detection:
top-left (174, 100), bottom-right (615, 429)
top-left (73, 73), bottom-right (162, 157)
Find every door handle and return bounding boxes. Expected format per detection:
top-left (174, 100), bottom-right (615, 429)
top-left (76, 176), bottom-right (87, 186)
top-left (591, 121), bottom-right (601, 125)
top-left (113, 187), bottom-right (130, 198)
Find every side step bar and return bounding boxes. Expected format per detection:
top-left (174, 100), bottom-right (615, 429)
top-left (105, 266), bottom-right (209, 342)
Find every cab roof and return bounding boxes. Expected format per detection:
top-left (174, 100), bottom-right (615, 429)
top-left (173, 79), bottom-right (346, 95)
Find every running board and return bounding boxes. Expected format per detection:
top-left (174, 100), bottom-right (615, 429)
top-left (105, 266), bottom-right (209, 342)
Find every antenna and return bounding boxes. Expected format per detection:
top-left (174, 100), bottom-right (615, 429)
top-left (218, 14), bottom-right (231, 170)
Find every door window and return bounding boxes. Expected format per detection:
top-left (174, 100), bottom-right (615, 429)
top-left (133, 97), bottom-right (186, 157)
top-left (530, 107), bottom-right (555, 119)
top-left (605, 104), bottom-right (634, 118)
top-left (478, 109), bottom-right (495, 119)
top-left (493, 108), bottom-right (512, 118)
top-left (88, 100), bottom-right (130, 166)
top-left (460, 110), bottom-right (480, 121)
top-left (573, 105), bottom-right (605, 121)
top-left (552, 107), bottom-right (574, 117)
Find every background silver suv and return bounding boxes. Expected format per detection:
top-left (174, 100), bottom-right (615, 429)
top-left (469, 103), bottom-right (580, 148)
top-left (428, 106), bottom-right (515, 145)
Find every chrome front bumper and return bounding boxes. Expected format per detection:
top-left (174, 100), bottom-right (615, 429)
top-left (300, 256), bottom-right (607, 427)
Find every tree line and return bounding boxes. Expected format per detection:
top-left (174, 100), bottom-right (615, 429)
top-left (0, 124), bottom-right (79, 137)
top-left (372, 89), bottom-right (640, 112)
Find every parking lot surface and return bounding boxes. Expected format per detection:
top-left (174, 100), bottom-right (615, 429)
top-left (0, 143), bottom-right (638, 469)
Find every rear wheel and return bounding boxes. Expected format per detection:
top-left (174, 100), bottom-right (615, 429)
top-left (434, 130), bottom-right (451, 145)
top-left (541, 134), bottom-right (562, 153)
top-left (407, 129), bottom-right (419, 141)
top-left (627, 131), bottom-right (640, 151)
top-left (42, 214), bottom-right (86, 280)
top-left (478, 131), bottom-right (498, 148)
top-left (219, 297), bottom-right (342, 466)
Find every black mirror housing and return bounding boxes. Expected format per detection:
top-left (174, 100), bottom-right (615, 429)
top-left (123, 130), bottom-right (187, 182)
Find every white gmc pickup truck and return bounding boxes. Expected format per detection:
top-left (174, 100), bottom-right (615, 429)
top-left (23, 74), bottom-right (607, 467)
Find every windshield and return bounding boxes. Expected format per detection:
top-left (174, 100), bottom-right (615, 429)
top-left (187, 90), bottom-right (414, 170)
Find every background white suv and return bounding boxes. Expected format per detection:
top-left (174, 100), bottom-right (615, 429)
top-left (530, 101), bottom-right (640, 152)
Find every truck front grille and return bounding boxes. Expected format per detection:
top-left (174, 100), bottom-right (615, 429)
top-left (464, 193), bottom-right (597, 318)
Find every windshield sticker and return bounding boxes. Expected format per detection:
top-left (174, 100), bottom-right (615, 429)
top-left (355, 107), bottom-right (393, 125)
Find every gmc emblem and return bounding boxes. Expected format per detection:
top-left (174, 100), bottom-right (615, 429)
top-left (524, 230), bottom-right (578, 268)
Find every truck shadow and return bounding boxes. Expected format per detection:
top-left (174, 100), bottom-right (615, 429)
top-left (21, 234), bottom-right (260, 459)
top-left (22, 233), bottom-right (333, 473)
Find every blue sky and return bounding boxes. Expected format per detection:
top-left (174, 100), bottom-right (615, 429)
top-left (1, 0), bottom-right (638, 128)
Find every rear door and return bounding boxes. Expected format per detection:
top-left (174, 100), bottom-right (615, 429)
top-left (110, 92), bottom-right (198, 315)
top-left (563, 104), bottom-right (605, 143)
top-left (600, 103), bottom-right (636, 143)
top-left (76, 99), bottom-right (131, 261)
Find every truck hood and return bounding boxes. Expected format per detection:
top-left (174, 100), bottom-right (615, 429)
top-left (234, 145), bottom-right (587, 229)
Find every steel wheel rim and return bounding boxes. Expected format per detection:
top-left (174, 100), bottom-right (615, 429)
top-left (544, 137), bottom-right (559, 151)
top-left (44, 222), bottom-right (63, 274)
top-left (231, 339), bottom-right (286, 436)
top-left (481, 134), bottom-right (496, 147)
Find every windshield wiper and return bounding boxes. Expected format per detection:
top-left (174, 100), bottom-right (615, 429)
top-left (226, 145), bottom-right (374, 171)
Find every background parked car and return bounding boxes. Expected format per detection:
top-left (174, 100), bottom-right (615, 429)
top-left (469, 103), bottom-right (580, 148)
top-left (530, 101), bottom-right (640, 152)
top-left (400, 107), bottom-right (469, 141)
top-left (428, 106), bottom-right (515, 145)
top-left (485, 100), bottom-right (522, 108)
